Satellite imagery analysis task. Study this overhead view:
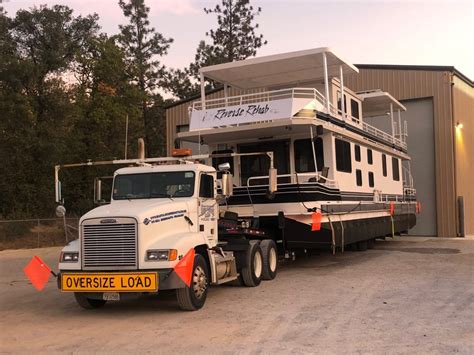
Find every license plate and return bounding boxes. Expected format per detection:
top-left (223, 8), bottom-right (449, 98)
top-left (103, 292), bottom-right (120, 301)
top-left (61, 272), bottom-right (158, 292)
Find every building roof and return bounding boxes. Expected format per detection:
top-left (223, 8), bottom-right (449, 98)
top-left (165, 64), bottom-right (473, 109)
top-left (199, 47), bottom-right (359, 90)
top-left (356, 64), bottom-right (473, 87)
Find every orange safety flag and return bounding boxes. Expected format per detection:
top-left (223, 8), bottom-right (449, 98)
top-left (23, 256), bottom-right (51, 291)
top-left (389, 202), bottom-right (395, 216)
top-left (173, 249), bottom-right (195, 287)
top-left (311, 212), bottom-right (322, 231)
top-left (416, 201), bottom-right (422, 214)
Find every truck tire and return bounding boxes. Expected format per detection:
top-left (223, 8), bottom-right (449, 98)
top-left (74, 293), bottom-right (107, 309)
top-left (176, 254), bottom-right (209, 311)
top-left (241, 242), bottom-right (263, 287)
top-left (260, 239), bottom-right (278, 280)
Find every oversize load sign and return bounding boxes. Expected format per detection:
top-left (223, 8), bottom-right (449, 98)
top-left (61, 272), bottom-right (158, 292)
top-left (190, 98), bottom-right (295, 130)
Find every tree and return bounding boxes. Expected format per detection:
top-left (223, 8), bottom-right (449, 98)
top-left (165, 0), bottom-right (267, 99)
top-left (0, 5), bottom-right (100, 218)
top-left (118, 0), bottom-right (173, 155)
top-left (193, 0), bottom-right (266, 78)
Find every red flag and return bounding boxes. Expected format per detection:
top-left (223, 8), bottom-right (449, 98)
top-left (23, 256), bottom-right (51, 291)
top-left (311, 212), bottom-right (322, 231)
top-left (173, 249), bottom-right (195, 287)
top-left (389, 202), bottom-right (395, 216)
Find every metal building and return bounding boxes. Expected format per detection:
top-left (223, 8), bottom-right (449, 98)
top-left (165, 64), bottom-right (473, 238)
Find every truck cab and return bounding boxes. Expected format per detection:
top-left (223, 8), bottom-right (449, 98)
top-left (58, 161), bottom-right (278, 311)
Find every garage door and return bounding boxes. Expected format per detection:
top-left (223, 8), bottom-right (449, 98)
top-left (364, 98), bottom-right (437, 236)
top-left (402, 98), bottom-right (437, 236)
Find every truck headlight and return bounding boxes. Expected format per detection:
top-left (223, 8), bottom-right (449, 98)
top-left (60, 252), bottom-right (79, 262)
top-left (146, 249), bottom-right (177, 261)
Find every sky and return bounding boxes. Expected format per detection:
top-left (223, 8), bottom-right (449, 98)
top-left (3, 0), bottom-right (474, 80)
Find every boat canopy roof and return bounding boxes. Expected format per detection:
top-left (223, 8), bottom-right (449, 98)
top-left (199, 47), bottom-right (359, 90)
top-left (357, 89), bottom-right (406, 117)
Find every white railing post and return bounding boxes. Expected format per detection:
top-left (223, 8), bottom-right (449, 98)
top-left (398, 109), bottom-right (402, 140)
top-left (339, 65), bottom-right (345, 121)
top-left (390, 103), bottom-right (394, 140)
top-left (224, 83), bottom-right (228, 107)
top-left (200, 72), bottom-right (206, 110)
top-left (323, 52), bottom-right (330, 114)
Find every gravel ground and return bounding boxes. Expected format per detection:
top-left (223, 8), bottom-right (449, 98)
top-left (1, 237), bottom-right (473, 354)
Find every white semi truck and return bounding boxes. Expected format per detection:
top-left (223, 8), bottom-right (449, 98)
top-left (56, 146), bottom-right (279, 311)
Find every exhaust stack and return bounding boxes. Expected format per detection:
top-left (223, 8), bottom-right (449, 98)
top-left (138, 138), bottom-right (145, 160)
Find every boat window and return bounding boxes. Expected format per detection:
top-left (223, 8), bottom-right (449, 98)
top-left (335, 139), bottom-right (352, 173)
top-left (355, 145), bottom-right (361, 162)
top-left (356, 169), bottom-right (362, 186)
top-left (212, 149), bottom-right (234, 178)
top-left (382, 154), bottom-right (387, 176)
top-left (367, 149), bottom-right (373, 165)
top-left (294, 138), bottom-right (324, 172)
top-left (337, 91), bottom-right (347, 114)
top-left (392, 157), bottom-right (400, 181)
top-left (199, 174), bottom-right (214, 198)
top-left (368, 172), bottom-right (374, 187)
top-left (239, 140), bottom-right (290, 186)
top-left (351, 99), bottom-right (360, 121)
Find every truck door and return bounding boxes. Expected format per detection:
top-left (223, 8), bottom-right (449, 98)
top-left (198, 172), bottom-right (218, 247)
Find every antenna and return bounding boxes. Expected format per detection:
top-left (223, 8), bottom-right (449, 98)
top-left (124, 114), bottom-right (129, 159)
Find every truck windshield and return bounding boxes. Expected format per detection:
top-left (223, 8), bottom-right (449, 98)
top-left (113, 171), bottom-right (195, 200)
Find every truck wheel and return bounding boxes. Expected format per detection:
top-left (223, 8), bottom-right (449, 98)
top-left (74, 293), bottom-right (107, 309)
top-left (176, 254), bottom-right (209, 311)
top-left (241, 242), bottom-right (263, 287)
top-left (260, 239), bottom-right (278, 280)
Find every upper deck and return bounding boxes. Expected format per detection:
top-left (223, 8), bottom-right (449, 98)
top-left (187, 47), bottom-right (408, 151)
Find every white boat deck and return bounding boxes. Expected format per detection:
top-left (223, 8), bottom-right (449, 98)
top-left (190, 87), bottom-right (407, 151)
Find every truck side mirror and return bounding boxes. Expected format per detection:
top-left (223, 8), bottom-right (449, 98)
top-left (221, 172), bottom-right (233, 197)
top-left (269, 168), bottom-right (277, 193)
top-left (94, 178), bottom-right (102, 204)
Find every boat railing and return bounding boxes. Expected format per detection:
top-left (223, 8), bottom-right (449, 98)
top-left (191, 87), bottom-right (407, 150)
top-left (192, 87), bottom-right (327, 111)
top-left (362, 122), bottom-right (407, 150)
top-left (246, 172), bottom-right (339, 189)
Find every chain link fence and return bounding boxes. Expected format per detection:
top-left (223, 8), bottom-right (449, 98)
top-left (0, 217), bottom-right (79, 250)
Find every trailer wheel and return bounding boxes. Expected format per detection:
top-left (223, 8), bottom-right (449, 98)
top-left (241, 242), bottom-right (263, 287)
top-left (74, 293), bottom-right (107, 309)
top-left (260, 239), bottom-right (278, 280)
top-left (176, 254), bottom-right (209, 311)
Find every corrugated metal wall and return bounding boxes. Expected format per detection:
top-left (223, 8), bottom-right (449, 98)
top-left (166, 68), bottom-right (469, 237)
top-left (166, 87), bottom-right (244, 154)
top-left (344, 69), bottom-right (457, 238)
top-left (452, 75), bottom-right (474, 236)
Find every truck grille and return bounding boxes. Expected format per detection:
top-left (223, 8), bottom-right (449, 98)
top-left (82, 219), bottom-right (137, 270)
